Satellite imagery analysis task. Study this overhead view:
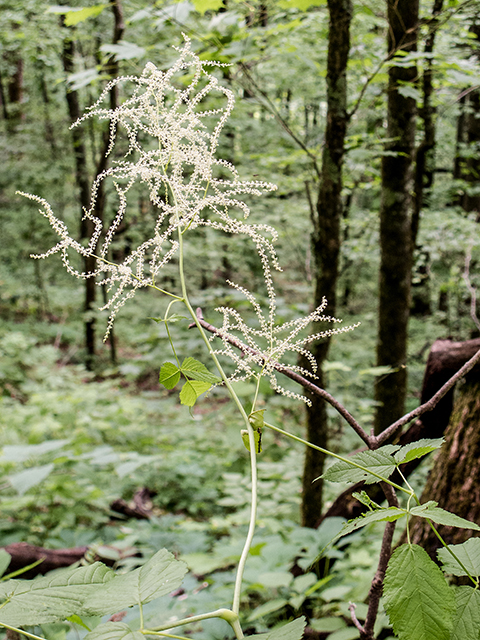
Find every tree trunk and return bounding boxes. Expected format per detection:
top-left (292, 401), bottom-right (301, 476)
top-left (61, 31), bottom-right (96, 370)
top-left (374, 0), bottom-right (419, 434)
top-left (407, 372), bottom-right (480, 557)
top-left (301, 0), bottom-right (352, 527)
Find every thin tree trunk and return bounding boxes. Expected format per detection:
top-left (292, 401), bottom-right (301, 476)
top-left (61, 31), bottom-right (96, 370)
top-left (374, 0), bottom-right (419, 434)
top-left (301, 0), bottom-right (352, 527)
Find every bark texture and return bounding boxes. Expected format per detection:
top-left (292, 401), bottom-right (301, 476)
top-left (407, 373), bottom-right (480, 556)
top-left (374, 0), bottom-right (419, 434)
top-left (301, 0), bottom-right (352, 527)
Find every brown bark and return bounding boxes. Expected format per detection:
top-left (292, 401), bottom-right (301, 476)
top-left (320, 337), bottom-right (480, 525)
top-left (407, 373), bottom-right (480, 556)
top-left (301, 0), bottom-right (352, 527)
top-left (374, 0), bottom-right (419, 434)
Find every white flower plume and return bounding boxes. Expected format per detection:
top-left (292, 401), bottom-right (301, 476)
top-left (20, 36), bottom-right (277, 336)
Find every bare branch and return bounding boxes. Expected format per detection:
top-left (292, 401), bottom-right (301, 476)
top-left (374, 345), bottom-right (480, 446)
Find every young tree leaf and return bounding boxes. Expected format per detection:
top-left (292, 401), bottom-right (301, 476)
top-left (181, 357), bottom-right (221, 384)
top-left (437, 538), bottom-right (480, 576)
top-left (84, 622), bottom-right (144, 640)
top-left (193, 0), bottom-right (225, 14)
top-left (149, 314), bottom-right (188, 324)
top-left (394, 438), bottom-right (444, 464)
top-left (179, 380), bottom-right (211, 407)
top-left (322, 449), bottom-right (397, 484)
top-left (159, 362), bottom-right (181, 389)
top-left (0, 563), bottom-right (113, 626)
top-left (83, 549), bottom-right (187, 615)
top-left (409, 503), bottom-right (480, 530)
top-left (384, 544), bottom-right (456, 640)
top-left (450, 586), bottom-right (480, 640)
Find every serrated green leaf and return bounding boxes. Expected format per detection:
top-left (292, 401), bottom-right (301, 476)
top-left (84, 622), bottom-right (144, 640)
top-left (149, 314), bottom-right (188, 324)
top-left (450, 586), bottom-right (480, 640)
top-left (394, 438), bottom-right (444, 464)
top-left (410, 503), bottom-right (480, 530)
top-left (268, 616), bottom-right (306, 640)
top-left (249, 409), bottom-right (265, 430)
top-left (181, 357), bottom-right (221, 384)
top-left (322, 448), bottom-right (397, 484)
top-left (159, 362), bottom-right (181, 389)
top-left (384, 544), bottom-right (456, 640)
top-left (179, 380), bottom-right (211, 407)
top-left (327, 507), bottom-right (406, 547)
top-left (64, 5), bottom-right (107, 26)
top-left (83, 549), bottom-right (187, 615)
top-left (352, 491), bottom-right (381, 509)
top-left (0, 551), bottom-right (11, 579)
top-left (437, 538), bottom-right (480, 576)
top-left (0, 563), bottom-right (113, 626)
top-left (241, 429), bottom-right (262, 453)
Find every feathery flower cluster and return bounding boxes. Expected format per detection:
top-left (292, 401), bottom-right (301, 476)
top-left (213, 288), bottom-right (357, 405)
top-left (21, 37), bottom-right (356, 398)
top-left (20, 36), bottom-right (277, 336)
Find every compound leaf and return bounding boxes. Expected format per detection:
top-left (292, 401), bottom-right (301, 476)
top-left (327, 507), bottom-right (406, 547)
top-left (83, 549), bottom-right (187, 615)
top-left (437, 538), bottom-right (480, 576)
top-left (384, 544), bottom-right (455, 640)
top-left (159, 362), bottom-right (181, 389)
top-left (0, 563), bottom-right (113, 626)
top-left (450, 586), bottom-right (480, 640)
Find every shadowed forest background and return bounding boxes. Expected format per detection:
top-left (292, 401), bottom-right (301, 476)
top-left (1, 0), bottom-right (480, 638)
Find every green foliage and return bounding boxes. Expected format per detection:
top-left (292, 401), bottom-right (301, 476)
top-left (384, 544), bottom-right (456, 640)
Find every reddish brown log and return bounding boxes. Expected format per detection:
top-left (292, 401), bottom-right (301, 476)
top-left (3, 543), bottom-right (87, 579)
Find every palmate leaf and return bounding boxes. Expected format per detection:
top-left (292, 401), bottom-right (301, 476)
top-left (0, 563), bottom-right (113, 626)
top-left (437, 538), bottom-right (480, 576)
top-left (409, 502), bottom-right (480, 531)
top-left (450, 586), bottom-right (480, 640)
top-left (322, 447), bottom-right (398, 484)
top-left (384, 544), bottom-right (456, 640)
top-left (83, 549), bottom-right (187, 616)
top-left (84, 622), bottom-right (144, 640)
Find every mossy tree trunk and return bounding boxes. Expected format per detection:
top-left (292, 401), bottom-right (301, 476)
top-left (374, 0), bottom-right (419, 434)
top-left (301, 0), bottom-right (352, 527)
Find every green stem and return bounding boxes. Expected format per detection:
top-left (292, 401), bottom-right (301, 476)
top-left (264, 421), bottom-right (412, 496)
top-left (143, 608), bottom-right (241, 638)
top-left (175, 216), bottom-right (256, 621)
top-left (0, 624), bottom-right (46, 640)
